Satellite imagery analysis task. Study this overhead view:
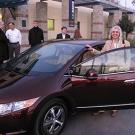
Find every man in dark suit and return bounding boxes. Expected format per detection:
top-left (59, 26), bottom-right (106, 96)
top-left (56, 26), bottom-right (70, 39)
top-left (28, 20), bottom-right (44, 47)
top-left (0, 21), bottom-right (9, 64)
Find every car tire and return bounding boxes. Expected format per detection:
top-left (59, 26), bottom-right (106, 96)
top-left (33, 98), bottom-right (68, 135)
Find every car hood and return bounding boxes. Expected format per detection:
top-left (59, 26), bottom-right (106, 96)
top-left (0, 70), bottom-right (60, 104)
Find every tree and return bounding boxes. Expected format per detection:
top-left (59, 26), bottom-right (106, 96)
top-left (118, 14), bottom-right (135, 39)
top-left (132, 0), bottom-right (135, 5)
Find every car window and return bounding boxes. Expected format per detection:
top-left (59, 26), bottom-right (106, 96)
top-left (93, 48), bottom-right (132, 74)
top-left (79, 60), bottom-right (93, 76)
top-left (81, 44), bottom-right (104, 62)
top-left (129, 48), bottom-right (135, 71)
top-left (6, 43), bottom-right (83, 74)
top-left (74, 47), bottom-right (135, 76)
top-left (94, 44), bottom-right (104, 51)
top-left (71, 45), bottom-right (103, 69)
top-left (102, 48), bottom-right (131, 74)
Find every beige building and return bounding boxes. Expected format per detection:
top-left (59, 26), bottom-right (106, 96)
top-left (0, 0), bottom-right (135, 45)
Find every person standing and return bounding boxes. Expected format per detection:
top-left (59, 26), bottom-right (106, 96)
top-left (0, 21), bottom-right (9, 64)
top-left (74, 28), bottom-right (82, 39)
top-left (56, 26), bottom-right (70, 39)
top-left (6, 22), bottom-right (22, 59)
top-left (88, 25), bottom-right (130, 53)
top-left (28, 20), bottom-right (44, 47)
top-left (87, 25), bottom-right (130, 117)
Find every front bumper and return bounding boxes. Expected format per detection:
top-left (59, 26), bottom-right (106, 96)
top-left (0, 109), bottom-right (33, 134)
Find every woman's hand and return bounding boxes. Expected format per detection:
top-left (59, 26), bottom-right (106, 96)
top-left (85, 44), bottom-right (94, 52)
top-left (122, 44), bottom-right (126, 47)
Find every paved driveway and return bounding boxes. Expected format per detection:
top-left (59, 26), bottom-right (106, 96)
top-left (2, 109), bottom-right (135, 135)
top-left (61, 109), bottom-right (135, 135)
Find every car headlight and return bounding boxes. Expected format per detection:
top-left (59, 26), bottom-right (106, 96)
top-left (0, 97), bottom-right (39, 115)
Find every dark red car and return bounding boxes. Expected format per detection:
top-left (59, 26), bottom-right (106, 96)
top-left (0, 40), bottom-right (135, 135)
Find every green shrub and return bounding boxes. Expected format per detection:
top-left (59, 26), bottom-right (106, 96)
top-left (128, 39), bottom-right (135, 46)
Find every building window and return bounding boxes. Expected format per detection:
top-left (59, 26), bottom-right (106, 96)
top-left (48, 19), bottom-right (55, 31)
top-left (77, 21), bottom-right (80, 29)
top-left (22, 20), bottom-right (26, 27)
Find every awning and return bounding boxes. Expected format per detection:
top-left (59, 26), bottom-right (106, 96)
top-left (75, 0), bottom-right (135, 14)
top-left (0, 0), bottom-right (27, 8)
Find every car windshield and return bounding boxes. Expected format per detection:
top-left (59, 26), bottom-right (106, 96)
top-left (6, 43), bottom-right (83, 74)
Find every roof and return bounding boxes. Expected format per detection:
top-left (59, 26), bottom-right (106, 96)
top-left (46, 39), bottom-right (105, 47)
top-left (0, 0), bottom-right (27, 8)
top-left (60, 39), bottom-right (105, 46)
top-left (75, 0), bottom-right (135, 14)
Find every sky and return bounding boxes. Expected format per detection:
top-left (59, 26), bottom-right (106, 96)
top-left (119, 0), bottom-right (135, 9)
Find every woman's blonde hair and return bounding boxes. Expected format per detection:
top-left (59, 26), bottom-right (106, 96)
top-left (109, 25), bottom-right (123, 41)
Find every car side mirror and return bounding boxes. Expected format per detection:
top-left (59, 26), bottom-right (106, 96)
top-left (67, 65), bottom-right (81, 75)
top-left (85, 69), bottom-right (98, 80)
top-left (66, 66), bottom-right (76, 75)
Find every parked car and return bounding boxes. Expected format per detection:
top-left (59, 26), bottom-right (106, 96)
top-left (0, 39), bottom-right (135, 135)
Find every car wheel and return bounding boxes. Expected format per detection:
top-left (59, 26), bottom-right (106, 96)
top-left (33, 98), bottom-right (68, 135)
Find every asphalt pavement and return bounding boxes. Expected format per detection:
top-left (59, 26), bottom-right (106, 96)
top-left (2, 109), bottom-right (135, 135)
top-left (61, 109), bottom-right (135, 135)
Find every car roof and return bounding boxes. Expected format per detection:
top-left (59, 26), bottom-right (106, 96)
top-left (46, 39), bottom-right (105, 47)
top-left (21, 39), bottom-right (105, 56)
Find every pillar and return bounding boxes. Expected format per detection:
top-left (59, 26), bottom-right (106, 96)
top-left (36, 2), bottom-right (48, 40)
top-left (108, 10), bottom-right (122, 27)
top-left (62, 0), bottom-right (76, 38)
top-left (92, 5), bottom-right (104, 39)
top-left (2, 6), bottom-right (29, 46)
top-left (128, 13), bottom-right (135, 22)
top-left (15, 5), bottom-right (29, 46)
top-left (112, 10), bottom-right (122, 25)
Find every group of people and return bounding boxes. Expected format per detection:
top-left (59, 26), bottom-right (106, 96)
top-left (0, 21), bottom-right (21, 64)
top-left (28, 23), bottom-right (131, 54)
top-left (0, 20), bottom-right (45, 64)
top-left (0, 20), bottom-right (83, 64)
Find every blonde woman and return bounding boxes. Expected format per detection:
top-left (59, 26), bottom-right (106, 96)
top-left (89, 25), bottom-right (130, 54)
top-left (89, 25), bottom-right (130, 117)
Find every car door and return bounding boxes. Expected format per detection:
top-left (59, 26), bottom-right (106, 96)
top-left (67, 47), bottom-right (135, 108)
top-left (100, 47), bottom-right (135, 105)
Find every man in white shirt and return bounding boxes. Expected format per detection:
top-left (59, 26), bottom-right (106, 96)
top-left (6, 22), bottom-right (22, 59)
